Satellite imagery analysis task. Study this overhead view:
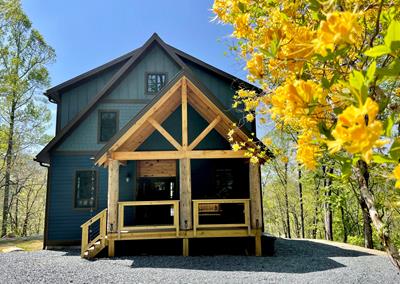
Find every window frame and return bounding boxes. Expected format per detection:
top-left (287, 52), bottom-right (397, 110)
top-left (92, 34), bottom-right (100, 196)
top-left (73, 169), bottom-right (99, 211)
top-left (145, 72), bottom-right (168, 95)
top-left (97, 110), bottom-right (119, 143)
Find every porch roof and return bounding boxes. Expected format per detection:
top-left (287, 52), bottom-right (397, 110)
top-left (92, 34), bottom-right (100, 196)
top-left (94, 70), bottom-right (271, 166)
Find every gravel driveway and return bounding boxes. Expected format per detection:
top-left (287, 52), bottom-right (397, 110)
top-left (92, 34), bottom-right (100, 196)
top-left (0, 238), bottom-right (399, 283)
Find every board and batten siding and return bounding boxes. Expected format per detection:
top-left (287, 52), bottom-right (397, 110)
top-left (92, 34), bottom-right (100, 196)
top-left (59, 63), bottom-right (124, 129)
top-left (56, 103), bottom-right (145, 151)
top-left (107, 44), bottom-right (180, 100)
top-left (56, 44), bottom-right (182, 152)
top-left (137, 104), bottom-right (230, 152)
top-left (48, 154), bottom-right (136, 241)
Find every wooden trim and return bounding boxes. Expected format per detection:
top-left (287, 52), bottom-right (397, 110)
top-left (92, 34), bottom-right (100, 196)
top-left (192, 199), bottom-right (251, 236)
top-left (111, 150), bottom-right (246, 161)
top-left (181, 78), bottom-right (188, 149)
top-left (118, 200), bottom-right (179, 236)
top-left (107, 159), bottom-right (119, 232)
top-left (179, 158), bottom-right (192, 230)
top-left (188, 116), bottom-right (221, 150)
top-left (148, 118), bottom-right (182, 150)
top-left (249, 163), bottom-right (263, 229)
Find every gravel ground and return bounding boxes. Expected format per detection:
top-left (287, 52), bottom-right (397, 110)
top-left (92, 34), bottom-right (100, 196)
top-left (0, 238), bottom-right (399, 283)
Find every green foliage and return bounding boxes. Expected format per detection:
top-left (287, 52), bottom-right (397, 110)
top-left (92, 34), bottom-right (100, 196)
top-left (0, 0), bottom-right (55, 237)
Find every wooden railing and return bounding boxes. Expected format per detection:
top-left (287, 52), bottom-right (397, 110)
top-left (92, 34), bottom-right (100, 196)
top-left (80, 209), bottom-right (107, 257)
top-left (118, 200), bottom-right (179, 236)
top-left (193, 199), bottom-right (251, 236)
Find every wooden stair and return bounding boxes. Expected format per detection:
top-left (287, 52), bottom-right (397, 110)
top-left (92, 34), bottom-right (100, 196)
top-left (82, 238), bottom-right (107, 259)
top-left (81, 209), bottom-right (108, 259)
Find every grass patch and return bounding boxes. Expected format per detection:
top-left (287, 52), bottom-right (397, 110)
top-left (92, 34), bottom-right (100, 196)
top-left (0, 236), bottom-right (43, 252)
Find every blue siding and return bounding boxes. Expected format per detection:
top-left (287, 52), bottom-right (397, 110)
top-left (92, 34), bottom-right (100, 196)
top-left (57, 103), bottom-right (145, 151)
top-left (48, 154), bottom-right (136, 241)
top-left (107, 44), bottom-right (181, 100)
top-left (60, 63), bottom-right (123, 128)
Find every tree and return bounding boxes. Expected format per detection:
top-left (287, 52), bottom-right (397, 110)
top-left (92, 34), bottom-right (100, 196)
top-left (0, 0), bottom-right (55, 237)
top-left (213, 0), bottom-right (400, 268)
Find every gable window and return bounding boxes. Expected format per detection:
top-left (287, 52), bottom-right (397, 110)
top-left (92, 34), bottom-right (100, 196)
top-left (74, 170), bottom-right (97, 209)
top-left (146, 73), bottom-right (167, 94)
top-left (99, 111), bottom-right (118, 142)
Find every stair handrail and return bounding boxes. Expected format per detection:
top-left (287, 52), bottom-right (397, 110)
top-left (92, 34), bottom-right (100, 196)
top-left (80, 208), bottom-right (107, 257)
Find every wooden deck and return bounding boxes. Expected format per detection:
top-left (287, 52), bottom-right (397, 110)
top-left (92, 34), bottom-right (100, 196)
top-left (81, 199), bottom-right (262, 258)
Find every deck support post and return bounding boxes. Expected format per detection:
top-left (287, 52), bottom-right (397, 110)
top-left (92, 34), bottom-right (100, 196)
top-left (255, 232), bottom-right (262, 256)
top-left (250, 162), bottom-right (262, 256)
top-left (183, 238), bottom-right (189, 256)
top-left (108, 239), bottom-right (115, 257)
top-left (107, 159), bottom-right (119, 234)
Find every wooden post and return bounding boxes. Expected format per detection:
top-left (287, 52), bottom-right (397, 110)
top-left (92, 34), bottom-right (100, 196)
top-left (108, 239), bottom-right (115, 257)
top-left (107, 159), bottom-right (119, 233)
top-left (249, 163), bottom-right (262, 230)
top-left (183, 238), bottom-right (189, 257)
top-left (250, 163), bottom-right (262, 256)
top-left (179, 158), bottom-right (192, 230)
top-left (81, 226), bottom-right (88, 257)
top-left (180, 78), bottom-right (192, 231)
top-left (181, 78), bottom-right (188, 148)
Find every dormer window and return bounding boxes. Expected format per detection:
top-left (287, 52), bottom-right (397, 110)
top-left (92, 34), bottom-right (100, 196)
top-left (146, 73), bottom-right (167, 94)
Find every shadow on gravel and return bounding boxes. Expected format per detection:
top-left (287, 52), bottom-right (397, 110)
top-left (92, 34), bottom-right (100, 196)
top-left (125, 238), bottom-right (373, 274)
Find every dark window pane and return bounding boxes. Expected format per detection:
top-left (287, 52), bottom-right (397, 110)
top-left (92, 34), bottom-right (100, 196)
top-left (100, 111), bottom-right (117, 142)
top-left (147, 73), bottom-right (166, 93)
top-left (75, 170), bottom-right (97, 208)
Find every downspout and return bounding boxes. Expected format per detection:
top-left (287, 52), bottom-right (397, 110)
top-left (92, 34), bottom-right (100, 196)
top-left (38, 160), bottom-right (51, 250)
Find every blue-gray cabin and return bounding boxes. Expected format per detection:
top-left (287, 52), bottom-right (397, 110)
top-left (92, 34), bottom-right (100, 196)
top-left (36, 34), bottom-right (266, 258)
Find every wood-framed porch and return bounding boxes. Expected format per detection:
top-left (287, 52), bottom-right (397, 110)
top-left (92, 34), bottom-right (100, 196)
top-left (80, 75), bottom-right (263, 258)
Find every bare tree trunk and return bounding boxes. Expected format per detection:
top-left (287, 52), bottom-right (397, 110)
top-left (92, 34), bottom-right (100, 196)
top-left (298, 166), bottom-right (305, 238)
top-left (2, 100), bottom-right (16, 237)
top-left (284, 162), bottom-right (291, 238)
top-left (361, 199), bottom-right (374, 249)
top-left (340, 205), bottom-right (348, 243)
top-left (323, 166), bottom-right (333, 241)
top-left (312, 177), bottom-right (321, 239)
top-left (292, 210), bottom-right (300, 238)
top-left (355, 160), bottom-right (400, 269)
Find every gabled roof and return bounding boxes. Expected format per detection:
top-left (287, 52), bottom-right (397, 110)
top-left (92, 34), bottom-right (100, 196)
top-left (35, 33), bottom-right (262, 164)
top-left (45, 33), bottom-right (261, 103)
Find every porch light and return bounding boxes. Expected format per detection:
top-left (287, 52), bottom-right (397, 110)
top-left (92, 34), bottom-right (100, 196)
top-left (125, 173), bottom-right (131, 183)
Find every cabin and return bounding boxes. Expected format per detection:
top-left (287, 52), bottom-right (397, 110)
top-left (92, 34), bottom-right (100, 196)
top-left (35, 34), bottom-right (266, 259)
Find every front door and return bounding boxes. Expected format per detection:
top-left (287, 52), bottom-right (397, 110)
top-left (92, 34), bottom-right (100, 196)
top-left (135, 160), bottom-right (178, 225)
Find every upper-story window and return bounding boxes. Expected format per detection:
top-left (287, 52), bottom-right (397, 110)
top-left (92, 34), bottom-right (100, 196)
top-left (99, 111), bottom-right (118, 143)
top-left (146, 73), bottom-right (167, 94)
top-left (74, 170), bottom-right (97, 209)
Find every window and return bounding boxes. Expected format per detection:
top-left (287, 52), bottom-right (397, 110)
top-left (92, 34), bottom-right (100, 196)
top-left (99, 111), bottom-right (118, 142)
top-left (146, 73), bottom-right (167, 93)
top-left (74, 170), bottom-right (97, 209)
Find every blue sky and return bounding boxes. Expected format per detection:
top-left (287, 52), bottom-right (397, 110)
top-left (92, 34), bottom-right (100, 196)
top-left (21, 0), bottom-right (251, 134)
